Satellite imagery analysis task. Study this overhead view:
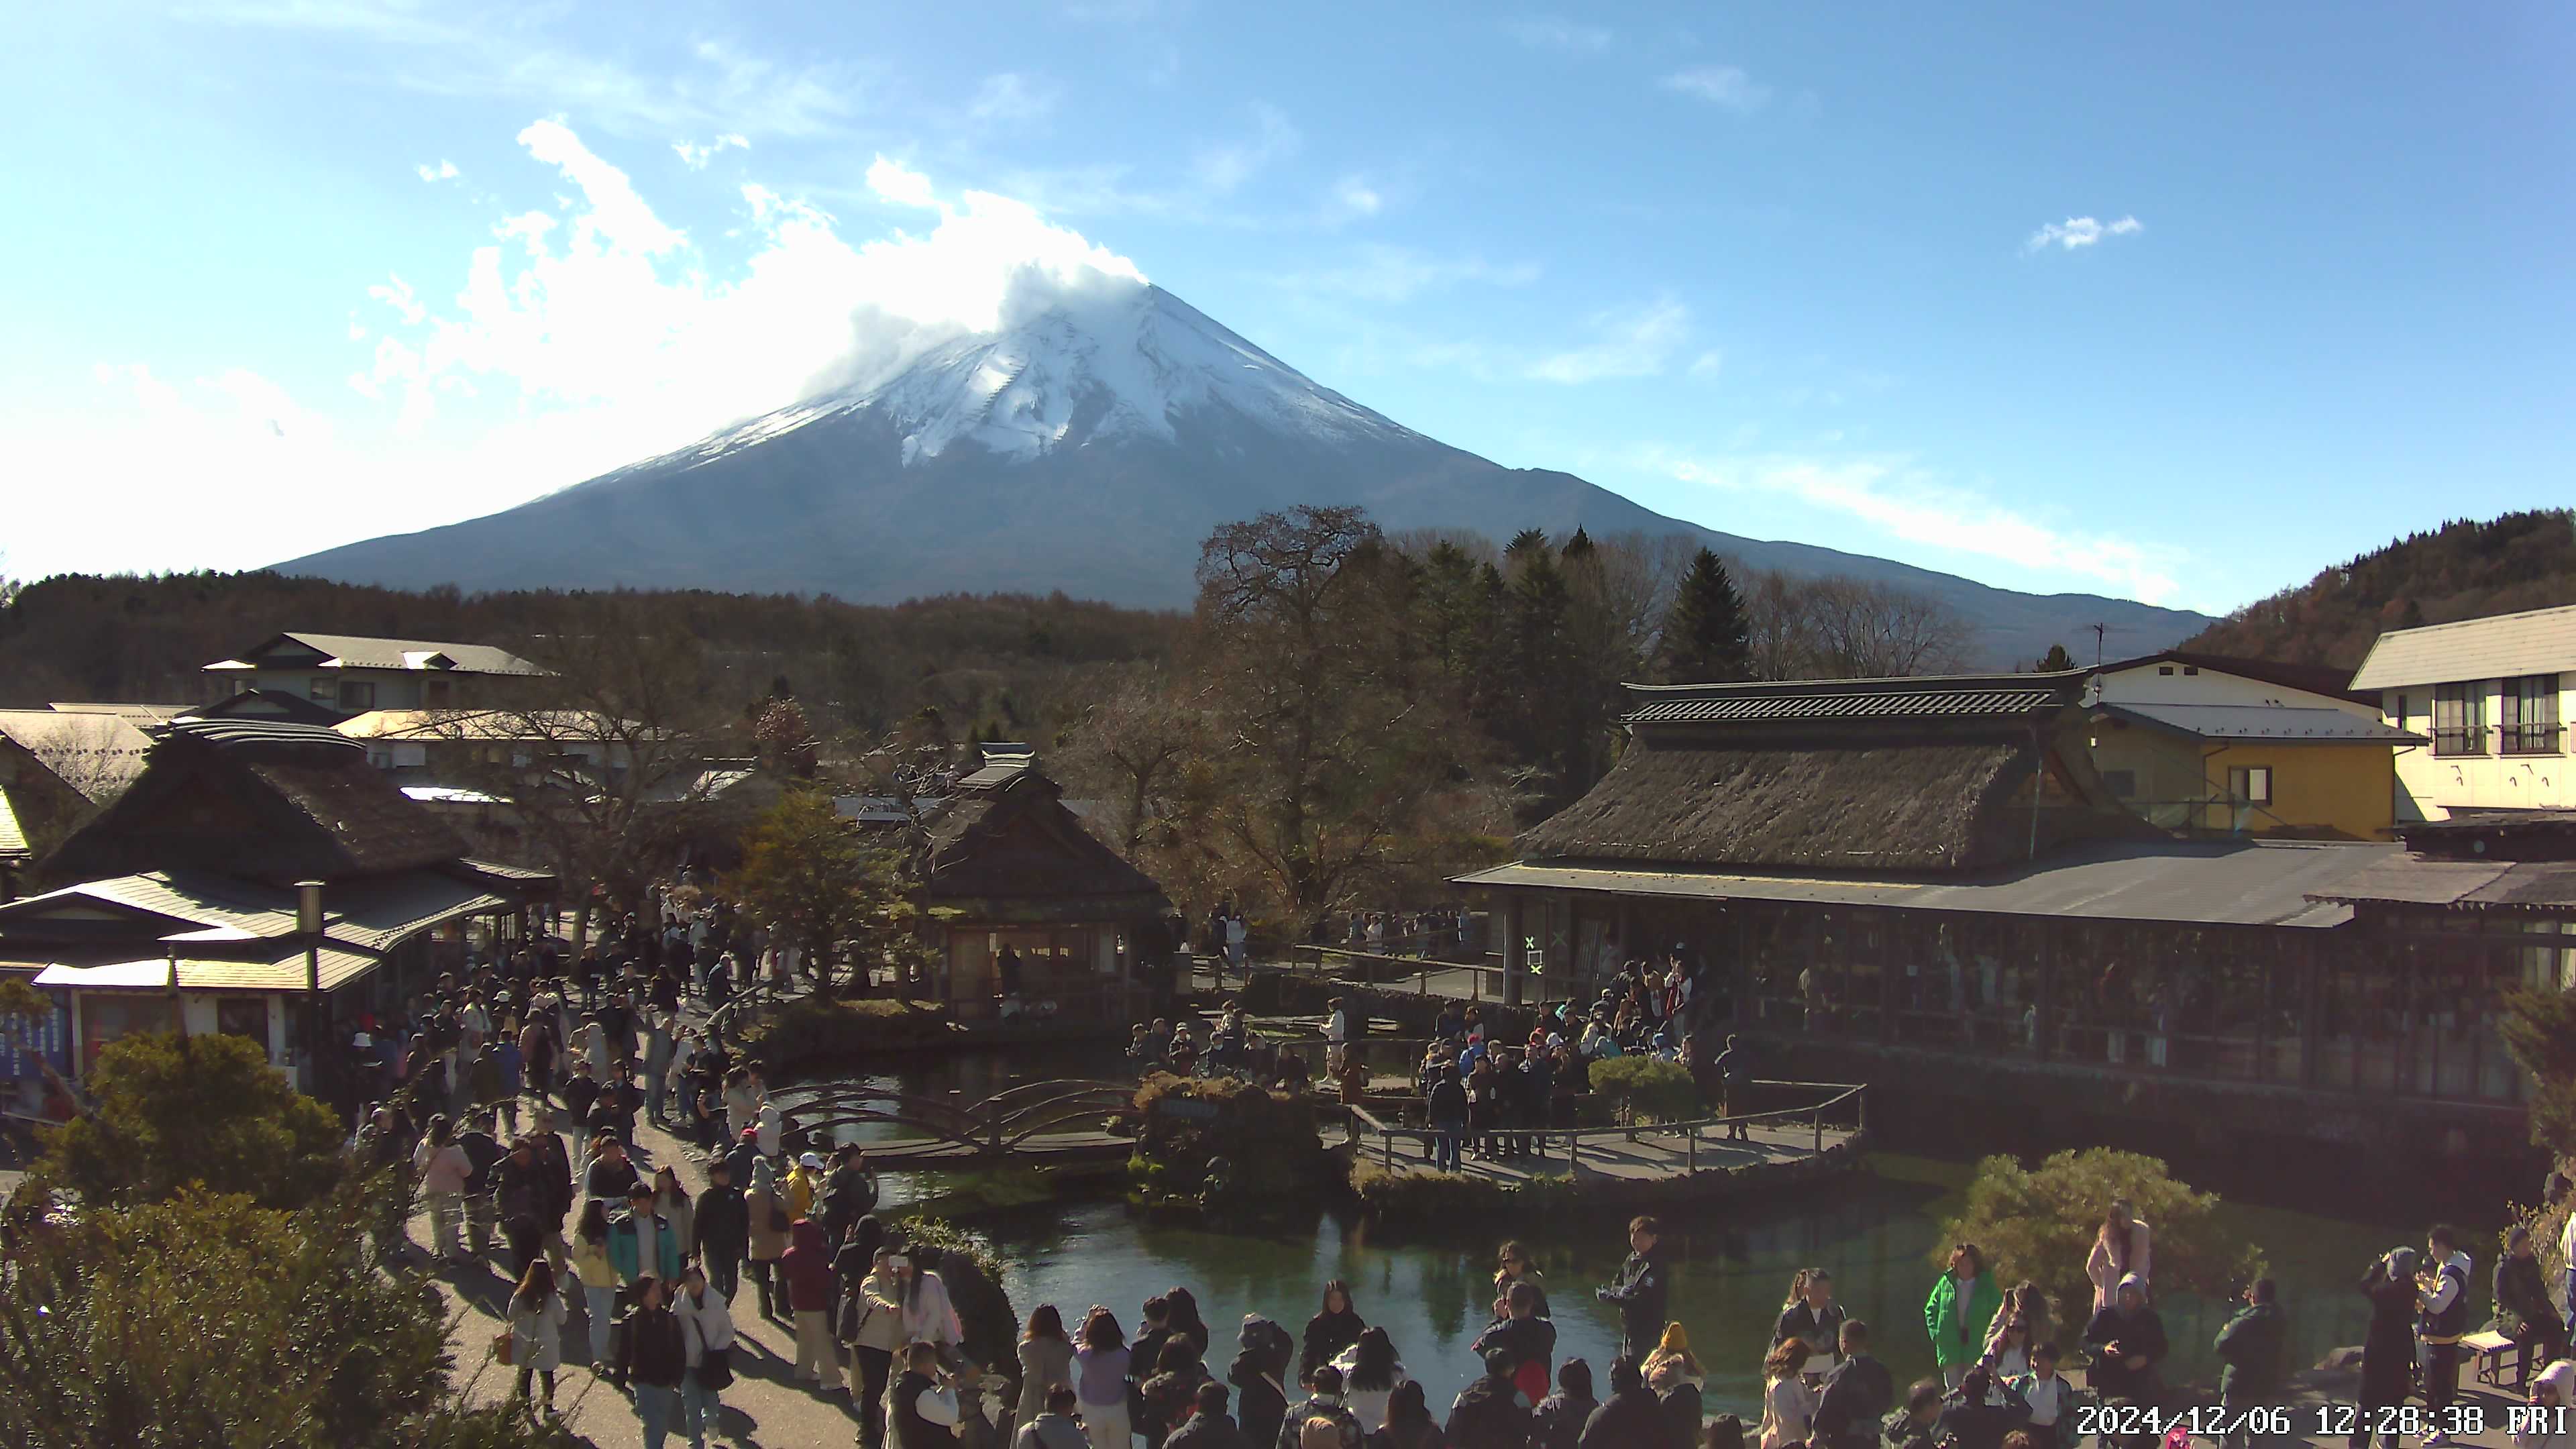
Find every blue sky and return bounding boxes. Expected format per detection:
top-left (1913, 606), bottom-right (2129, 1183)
top-left (5, 1), bottom-right (2570, 614)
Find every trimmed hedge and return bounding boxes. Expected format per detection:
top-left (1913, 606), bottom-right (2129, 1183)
top-left (1132, 1071), bottom-right (1333, 1199)
top-left (1587, 1056), bottom-right (1701, 1124)
top-left (740, 996), bottom-right (958, 1070)
top-left (1346, 1158), bottom-right (1585, 1226)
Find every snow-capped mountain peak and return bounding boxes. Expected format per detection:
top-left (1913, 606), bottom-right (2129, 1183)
top-left (648, 282), bottom-right (1419, 476)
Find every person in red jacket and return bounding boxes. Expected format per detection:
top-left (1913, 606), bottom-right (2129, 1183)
top-left (785, 1218), bottom-right (845, 1393)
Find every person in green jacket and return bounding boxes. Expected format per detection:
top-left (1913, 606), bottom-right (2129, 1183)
top-left (2213, 1277), bottom-right (2286, 1449)
top-left (1924, 1243), bottom-right (2001, 1389)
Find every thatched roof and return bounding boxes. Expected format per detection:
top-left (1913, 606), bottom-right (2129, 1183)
top-left (41, 719), bottom-right (469, 885)
top-left (920, 768), bottom-right (1167, 912)
top-left (1521, 672), bottom-right (2154, 874)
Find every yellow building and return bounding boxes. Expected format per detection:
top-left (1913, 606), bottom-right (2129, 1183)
top-left (2085, 652), bottom-right (2422, 840)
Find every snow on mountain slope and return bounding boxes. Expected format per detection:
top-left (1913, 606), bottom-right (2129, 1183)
top-left (614, 281), bottom-right (1417, 482)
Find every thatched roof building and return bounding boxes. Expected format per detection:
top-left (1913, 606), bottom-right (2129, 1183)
top-left (42, 719), bottom-right (468, 886)
top-left (1518, 672), bottom-right (2155, 873)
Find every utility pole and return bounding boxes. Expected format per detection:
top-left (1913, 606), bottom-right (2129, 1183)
top-left (2090, 623), bottom-right (2108, 669)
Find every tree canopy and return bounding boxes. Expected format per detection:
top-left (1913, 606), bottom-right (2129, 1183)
top-left (2185, 508), bottom-right (2576, 667)
top-left (40, 1030), bottom-right (347, 1210)
top-left (728, 786), bottom-right (940, 996)
top-left (1659, 547), bottom-right (1755, 684)
top-left (1941, 1148), bottom-right (2263, 1330)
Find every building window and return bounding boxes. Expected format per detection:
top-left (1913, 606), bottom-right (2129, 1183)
top-left (2432, 684), bottom-right (2487, 756)
top-left (2502, 674), bottom-right (2563, 755)
top-left (2228, 765), bottom-right (2273, 805)
top-left (2101, 769), bottom-right (2138, 798)
top-left (2183, 665), bottom-right (2200, 676)
top-left (338, 680), bottom-right (376, 710)
top-left (2157, 666), bottom-right (2174, 676)
top-left (307, 676), bottom-right (335, 703)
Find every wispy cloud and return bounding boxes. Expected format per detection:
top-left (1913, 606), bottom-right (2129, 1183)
top-left (1324, 174), bottom-right (1383, 225)
top-left (1661, 64), bottom-right (1772, 112)
top-left (180, 3), bottom-right (867, 141)
top-left (865, 155), bottom-right (938, 209)
top-left (1192, 102), bottom-right (1300, 193)
top-left (672, 134), bottom-right (747, 170)
top-left (1503, 16), bottom-right (1612, 52)
top-left (969, 72), bottom-right (1056, 123)
top-left (1264, 244), bottom-right (1540, 304)
top-left (415, 159), bottom-right (459, 182)
top-left (2025, 214), bottom-right (2144, 253)
top-left (1688, 350), bottom-right (1723, 378)
top-left (1527, 297), bottom-right (1690, 383)
top-left (1650, 449), bottom-right (2184, 602)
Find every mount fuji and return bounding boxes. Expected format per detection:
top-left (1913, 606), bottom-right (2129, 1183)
top-left (277, 282), bottom-right (2208, 662)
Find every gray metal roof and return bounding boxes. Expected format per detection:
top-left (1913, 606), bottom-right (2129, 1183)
top-left (1456, 837), bottom-right (2394, 928)
top-left (2350, 603), bottom-right (2576, 690)
top-left (2308, 855), bottom-right (2576, 914)
top-left (205, 632), bottom-right (549, 677)
top-left (2097, 702), bottom-right (2425, 743)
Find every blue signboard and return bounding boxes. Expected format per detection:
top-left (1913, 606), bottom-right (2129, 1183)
top-left (0, 1002), bottom-right (68, 1082)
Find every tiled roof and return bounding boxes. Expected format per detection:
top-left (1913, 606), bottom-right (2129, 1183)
top-left (1624, 684), bottom-right (2064, 724)
top-left (0, 786), bottom-right (25, 860)
top-left (35, 941), bottom-right (382, 994)
top-left (2350, 603), bottom-right (2576, 690)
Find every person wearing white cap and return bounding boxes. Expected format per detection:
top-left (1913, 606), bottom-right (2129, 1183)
top-left (786, 1150), bottom-right (824, 1224)
top-left (2518, 1359), bottom-right (2576, 1449)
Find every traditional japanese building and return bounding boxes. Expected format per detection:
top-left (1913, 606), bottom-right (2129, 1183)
top-left (1458, 671), bottom-right (2562, 1170)
top-left (904, 745), bottom-right (1175, 1028)
top-left (0, 718), bottom-right (551, 1102)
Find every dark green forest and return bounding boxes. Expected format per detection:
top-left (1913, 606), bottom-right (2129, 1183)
top-left (0, 571), bottom-right (1185, 742)
top-left (2184, 509), bottom-right (2576, 668)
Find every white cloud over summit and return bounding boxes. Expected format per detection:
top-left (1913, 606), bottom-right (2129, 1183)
top-left (16, 121), bottom-right (1155, 576)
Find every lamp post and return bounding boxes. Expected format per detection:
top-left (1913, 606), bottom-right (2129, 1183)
top-left (297, 880), bottom-right (325, 1096)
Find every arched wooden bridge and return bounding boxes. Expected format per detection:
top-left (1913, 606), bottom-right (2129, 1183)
top-left (771, 1079), bottom-right (1143, 1168)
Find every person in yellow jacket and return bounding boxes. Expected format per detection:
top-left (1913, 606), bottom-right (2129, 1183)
top-left (786, 1151), bottom-right (824, 1224)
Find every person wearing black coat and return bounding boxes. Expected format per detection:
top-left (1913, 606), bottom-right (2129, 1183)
top-left (2082, 1277), bottom-right (2168, 1407)
top-left (1811, 1323), bottom-right (1894, 1449)
top-left (1447, 1348), bottom-right (1533, 1449)
top-left (2354, 1248), bottom-right (2420, 1449)
top-left (2496, 1227), bottom-right (2567, 1392)
top-left (615, 1275), bottom-right (690, 1441)
top-left (1301, 1284), bottom-right (1366, 1386)
top-left (1169, 1383), bottom-right (1252, 1449)
top-left (1576, 1359), bottom-right (1670, 1449)
top-left (492, 1136), bottom-right (553, 1276)
top-left (1930, 1369), bottom-right (2029, 1449)
top-left (1595, 1219), bottom-right (1669, 1368)
top-left (693, 1157), bottom-right (751, 1301)
top-left (1231, 1317), bottom-right (1295, 1449)
top-left (1530, 1360), bottom-right (1597, 1449)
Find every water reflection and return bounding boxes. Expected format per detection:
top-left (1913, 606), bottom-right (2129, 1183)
top-left (798, 1050), bottom-right (2459, 1421)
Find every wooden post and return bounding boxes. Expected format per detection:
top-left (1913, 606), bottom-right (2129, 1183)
top-left (1812, 1106), bottom-right (1823, 1155)
top-left (1567, 1132), bottom-right (1578, 1175)
top-left (1382, 1130), bottom-right (1393, 1169)
top-left (1686, 1126), bottom-right (1696, 1175)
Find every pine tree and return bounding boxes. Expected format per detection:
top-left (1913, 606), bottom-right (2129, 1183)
top-left (2036, 643), bottom-right (2078, 672)
top-left (1659, 548), bottom-right (1754, 683)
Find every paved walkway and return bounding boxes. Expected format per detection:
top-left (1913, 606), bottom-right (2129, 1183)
top-left (412, 1093), bottom-right (867, 1448)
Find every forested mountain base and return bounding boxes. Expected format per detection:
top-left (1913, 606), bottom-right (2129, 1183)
top-left (0, 572), bottom-right (1183, 743)
top-left (2185, 510), bottom-right (2576, 669)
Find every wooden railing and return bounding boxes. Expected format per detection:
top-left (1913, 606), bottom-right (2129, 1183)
top-left (1341, 1079), bottom-right (1866, 1174)
top-left (770, 1077), bottom-right (1139, 1156)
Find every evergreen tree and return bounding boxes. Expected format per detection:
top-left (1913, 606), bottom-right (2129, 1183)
top-left (1658, 548), bottom-right (1754, 683)
top-left (2036, 643), bottom-right (2078, 672)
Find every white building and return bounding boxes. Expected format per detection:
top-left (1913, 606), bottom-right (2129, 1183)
top-left (2350, 602), bottom-right (2575, 820)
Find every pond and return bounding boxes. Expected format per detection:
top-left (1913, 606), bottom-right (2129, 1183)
top-left (800, 1047), bottom-right (2483, 1423)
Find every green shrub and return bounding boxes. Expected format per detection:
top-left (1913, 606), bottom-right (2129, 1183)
top-left (881, 1213), bottom-right (1018, 1373)
top-left (1132, 1071), bottom-right (1332, 1199)
top-left (740, 996), bottom-right (957, 1070)
top-left (1587, 1056), bottom-right (1701, 1124)
top-left (1941, 1148), bottom-right (2264, 1332)
top-left (1348, 1158), bottom-right (1583, 1226)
